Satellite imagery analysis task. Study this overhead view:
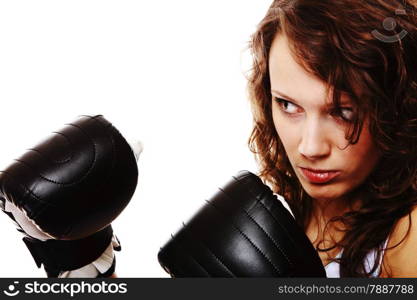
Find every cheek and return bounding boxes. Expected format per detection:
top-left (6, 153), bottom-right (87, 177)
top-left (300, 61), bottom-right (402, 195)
top-left (332, 126), bottom-right (381, 198)
top-left (272, 109), bottom-right (296, 154)
top-left (274, 123), bottom-right (293, 146)
top-left (344, 130), bottom-right (381, 175)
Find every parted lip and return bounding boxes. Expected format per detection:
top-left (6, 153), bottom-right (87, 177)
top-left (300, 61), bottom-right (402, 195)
top-left (300, 167), bottom-right (339, 173)
top-left (299, 167), bottom-right (341, 184)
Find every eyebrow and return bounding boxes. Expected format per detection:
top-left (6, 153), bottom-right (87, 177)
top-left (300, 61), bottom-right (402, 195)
top-left (271, 89), bottom-right (301, 105)
top-left (271, 89), bottom-right (352, 107)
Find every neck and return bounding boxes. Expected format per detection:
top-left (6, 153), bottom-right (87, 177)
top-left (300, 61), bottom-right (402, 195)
top-left (306, 187), bottom-right (365, 248)
top-left (312, 186), bottom-right (364, 223)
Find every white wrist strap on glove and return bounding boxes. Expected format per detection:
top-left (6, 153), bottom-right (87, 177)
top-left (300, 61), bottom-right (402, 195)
top-left (2, 139), bottom-right (142, 277)
top-left (4, 200), bottom-right (119, 278)
top-left (59, 235), bottom-right (120, 278)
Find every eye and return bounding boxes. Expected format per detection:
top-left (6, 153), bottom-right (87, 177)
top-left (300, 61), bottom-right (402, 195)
top-left (274, 97), bottom-right (300, 114)
top-left (331, 107), bottom-right (354, 122)
top-left (341, 108), bottom-right (354, 121)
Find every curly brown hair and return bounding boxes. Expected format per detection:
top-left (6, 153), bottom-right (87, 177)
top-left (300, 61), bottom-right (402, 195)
top-left (247, 0), bottom-right (417, 277)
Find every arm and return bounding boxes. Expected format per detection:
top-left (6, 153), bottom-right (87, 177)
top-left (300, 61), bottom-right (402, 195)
top-left (0, 115), bottom-right (140, 278)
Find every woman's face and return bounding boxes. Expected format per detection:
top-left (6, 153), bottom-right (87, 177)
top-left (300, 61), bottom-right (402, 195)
top-left (269, 34), bottom-right (381, 202)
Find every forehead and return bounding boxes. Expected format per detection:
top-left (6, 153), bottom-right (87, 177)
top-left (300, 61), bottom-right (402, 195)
top-left (268, 34), bottom-right (351, 107)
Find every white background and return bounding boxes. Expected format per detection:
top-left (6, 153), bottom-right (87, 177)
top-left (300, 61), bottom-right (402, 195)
top-left (0, 0), bottom-right (272, 277)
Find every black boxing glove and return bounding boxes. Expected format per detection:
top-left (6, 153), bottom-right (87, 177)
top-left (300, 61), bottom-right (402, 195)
top-left (0, 115), bottom-right (140, 277)
top-left (158, 171), bottom-right (325, 277)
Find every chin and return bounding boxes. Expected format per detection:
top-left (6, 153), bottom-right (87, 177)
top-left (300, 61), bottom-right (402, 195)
top-left (301, 182), bottom-right (347, 202)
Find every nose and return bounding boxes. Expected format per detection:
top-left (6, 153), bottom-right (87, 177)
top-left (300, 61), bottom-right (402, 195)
top-left (298, 118), bottom-right (331, 160)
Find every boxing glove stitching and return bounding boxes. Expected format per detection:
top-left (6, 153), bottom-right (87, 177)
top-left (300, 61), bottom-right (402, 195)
top-left (241, 206), bottom-right (295, 269)
top-left (181, 221), bottom-right (236, 277)
top-left (14, 116), bottom-right (113, 187)
top-left (87, 117), bottom-right (119, 195)
top-left (12, 128), bottom-right (97, 186)
top-left (219, 188), bottom-right (295, 269)
top-left (35, 118), bottom-right (126, 238)
top-left (1, 197), bottom-right (52, 241)
top-left (69, 119), bottom-right (118, 188)
top-left (87, 115), bottom-right (114, 130)
top-left (254, 199), bottom-right (324, 276)
top-left (227, 176), bottom-right (296, 258)
top-left (205, 200), bottom-right (283, 275)
top-left (0, 170), bottom-right (56, 207)
top-left (1, 115), bottom-right (136, 276)
top-left (238, 175), bottom-right (302, 258)
top-left (27, 133), bottom-right (73, 164)
top-left (255, 198), bottom-right (301, 254)
top-left (171, 237), bottom-right (212, 277)
top-left (0, 170), bottom-right (65, 235)
top-left (1, 127), bottom-right (105, 237)
top-left (236, 174), bottom-right (319, 276)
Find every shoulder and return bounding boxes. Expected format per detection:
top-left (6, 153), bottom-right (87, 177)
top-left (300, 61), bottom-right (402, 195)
top-left (380, 205), bottom-right (417, 277)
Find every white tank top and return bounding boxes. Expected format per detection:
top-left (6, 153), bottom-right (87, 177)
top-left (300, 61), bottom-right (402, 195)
top-left (275, 194), bottom-right (388, 278)
top-left (324, 238), bottom-right (389, 278)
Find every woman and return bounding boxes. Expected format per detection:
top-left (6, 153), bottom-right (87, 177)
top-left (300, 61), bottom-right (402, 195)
top-left (247, 0), bottom-right (417, 277)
